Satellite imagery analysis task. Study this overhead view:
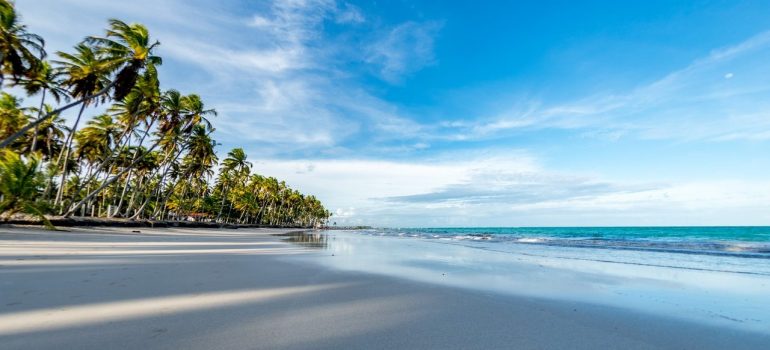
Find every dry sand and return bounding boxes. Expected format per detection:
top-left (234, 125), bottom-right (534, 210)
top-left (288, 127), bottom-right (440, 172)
top-left (0, 226), bottom-right (767, 349)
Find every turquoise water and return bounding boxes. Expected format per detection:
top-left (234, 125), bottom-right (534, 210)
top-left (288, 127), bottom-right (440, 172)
top-left (364, 226), bottom-right (770, 258)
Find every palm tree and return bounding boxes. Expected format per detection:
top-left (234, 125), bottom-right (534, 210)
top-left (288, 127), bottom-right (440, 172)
top-left (173, 125), bottom-right (217, 217)
top-left (74, 114), bottom-right (119, 165)
top-left (102, 65), bottom-right (160, 216)
top-left (0, 150), bottom-right (53, 228)
top-left (0, 0), bottom-right (44, 84)
top-left (55, 44), bottom-right (111, 103)
top-left (71, 113), bottom-right (116, 212)
top-left (52, 43), bottom-right (111, 209)
top-left (87, 19), bottom-right (161, 100)
top-left (180, 94), bottom-right (215, 132)
top-left (0, 92), bottom-right (29, 150)
top-left (123, 149), bottom-right (160, 218)
top-left (24, 104), bottom-right (66, 160)
top-left (216, 148), bottom-right (251, 222)
top-left (15, 61), bottom-right (69, 152)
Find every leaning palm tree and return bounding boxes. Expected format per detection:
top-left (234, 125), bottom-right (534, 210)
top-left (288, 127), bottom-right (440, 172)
top-left (24, 104), bottom-right (66, 160)
top-left (180, 94), bottom-right (215, 132)
top-left (15, 61), bottom-right (69, 152)
top-left (105, 66), bottom-right (161, 217)
top-left (74, 114), bottom-right (119, 165)
top-left (72, 113), bottom-right (118, 212)
top-left (54, 44), bottom-right (111, 105)
top-left (0, 0), bottom-right (44, 84)
top-left (52, 43), bottom-right (111, 209)
top-left (87, 19), bottom-right (161, 100)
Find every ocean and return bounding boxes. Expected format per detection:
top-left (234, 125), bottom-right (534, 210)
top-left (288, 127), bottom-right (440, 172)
top-left (361, 226), bottom-right (770, 259)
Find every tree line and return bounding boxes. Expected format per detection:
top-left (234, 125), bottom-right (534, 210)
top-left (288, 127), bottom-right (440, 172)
top-left (0, 0), bottom-right (332, 228)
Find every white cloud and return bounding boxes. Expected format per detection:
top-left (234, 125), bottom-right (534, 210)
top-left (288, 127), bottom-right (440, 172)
top-left (365, 21), bottom-right (443, 83)
top-left (249, 15), bottom-right (273, 27)
top-left (334, 2), bottom-right (365, 24)
top-left (334, 207), bottom-right (356, 218)
top-left (163, 39), bottom-right (307, 74)
top-left (248, 152), bottom-right (770, 226)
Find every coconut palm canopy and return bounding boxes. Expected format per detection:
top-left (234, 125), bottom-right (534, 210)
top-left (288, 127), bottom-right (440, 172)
top-left (0, 1), bottom-right (331, 228)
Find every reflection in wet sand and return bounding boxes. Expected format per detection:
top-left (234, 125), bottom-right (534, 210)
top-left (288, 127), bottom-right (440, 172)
top-left (275, 231), bottom-right (329, 249)
top-left (288, 230), bottom-right (770, 334)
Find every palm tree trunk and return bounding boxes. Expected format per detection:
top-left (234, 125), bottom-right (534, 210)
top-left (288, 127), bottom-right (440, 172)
top-left (151, 145), bottom-right (185, 218)
top-left (42, 164), bottom-right (57, 200)
top-left (129, 180), bottom-right (157, 220)
top-left (155, 181), bottom-right (175, 220)
top-left (216, 182), bottom-right (228, 222)
top-left (130, 198), bottom-right (150, 220)
top-left (77, 109), bottom-right (143, 189)
top-left (130, 148), bottom-right (174, 220)
top-left (176, 181), bottom-right (191, 220)
top-left (110, 170), bottom-right (132, 217)
top-left (225, 198), bottom-right (235, 223)
top-left (155, 179), bottom-right (179, 220)
top-left (54, 102), bottom-right (87, 211)
top-left (63, 138), bottom-right (161, 217)
top-left (111, 118), bottom-right (157, 217)
top-left (126, 152), bottom-right (170, 220)
top-left (256, 197), bottom-right (269, 225)
top-left (123, 173), bottom-right (144, 216)
top-left (30, 89), bottom-right (47, 153)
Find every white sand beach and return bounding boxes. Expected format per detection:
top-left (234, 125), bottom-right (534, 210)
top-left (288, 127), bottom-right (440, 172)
top-left (1, 226), bottom-right (768, 349)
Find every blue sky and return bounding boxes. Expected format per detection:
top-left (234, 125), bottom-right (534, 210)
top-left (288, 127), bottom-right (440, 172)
top-left (17, 0), bottom-right (770, 226)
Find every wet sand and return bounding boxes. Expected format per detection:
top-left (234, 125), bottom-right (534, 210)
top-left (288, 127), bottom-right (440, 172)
top-left (1, 226), bottom-right (767, 349)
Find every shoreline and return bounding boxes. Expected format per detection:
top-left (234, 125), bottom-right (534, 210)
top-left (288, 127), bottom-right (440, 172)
top-left (2, 226), bottom-right (768, 349)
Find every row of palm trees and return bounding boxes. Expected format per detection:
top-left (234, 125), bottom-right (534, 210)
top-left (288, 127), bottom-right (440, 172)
top-left (0, 1), bottom-right (331, 228)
